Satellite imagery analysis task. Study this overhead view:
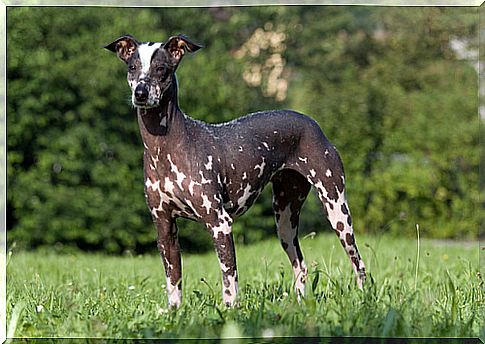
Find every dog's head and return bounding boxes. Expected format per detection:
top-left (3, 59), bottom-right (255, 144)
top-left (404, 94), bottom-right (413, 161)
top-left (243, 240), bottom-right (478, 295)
top-left (104, 34), bottom-right (202, 109)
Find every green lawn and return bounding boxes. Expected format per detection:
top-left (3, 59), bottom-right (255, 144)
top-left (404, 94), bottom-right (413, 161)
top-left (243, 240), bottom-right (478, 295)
top-left (6, 232), bottom-right (483, 339)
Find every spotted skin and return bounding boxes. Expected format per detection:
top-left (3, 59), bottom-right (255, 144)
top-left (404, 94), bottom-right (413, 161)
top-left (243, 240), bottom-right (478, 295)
top-left (105, 34), bottom-right (366, 308)
top-left (155, 219), bottom-right (182, 307)
top-left (272, 169), bottom-right (311, 300)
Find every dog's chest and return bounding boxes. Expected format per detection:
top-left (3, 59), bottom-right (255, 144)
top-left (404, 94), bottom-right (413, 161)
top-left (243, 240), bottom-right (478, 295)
top-left (143, 149), bottom-right (200, 219)
top-left (143, 146), bottom-right (243, 219)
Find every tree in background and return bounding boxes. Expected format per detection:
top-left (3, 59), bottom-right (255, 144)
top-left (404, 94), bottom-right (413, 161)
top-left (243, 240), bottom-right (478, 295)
top-left (7, 7), bottom-right (480, 254)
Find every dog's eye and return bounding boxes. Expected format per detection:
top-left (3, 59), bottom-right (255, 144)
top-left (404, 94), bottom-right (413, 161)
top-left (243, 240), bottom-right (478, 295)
top-left (129, 65), bottom-right (136, 72)
top-left (156, 66), bottom-right (165, 74)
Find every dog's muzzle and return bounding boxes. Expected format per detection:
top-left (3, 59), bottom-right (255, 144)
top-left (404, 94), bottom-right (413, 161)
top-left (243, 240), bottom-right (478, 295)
top-left (134, 83), bottom-right (149, 103)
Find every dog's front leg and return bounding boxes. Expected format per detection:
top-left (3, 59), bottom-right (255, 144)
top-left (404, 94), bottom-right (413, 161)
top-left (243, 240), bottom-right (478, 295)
top-left (155, 219), bottom-right (182, 308)
top-left (206, 210), bottom-right (238, 307)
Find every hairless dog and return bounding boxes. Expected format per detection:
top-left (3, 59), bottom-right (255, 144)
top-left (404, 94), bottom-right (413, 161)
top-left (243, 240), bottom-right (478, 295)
top-left (105, 34), bottom-right (366, 307)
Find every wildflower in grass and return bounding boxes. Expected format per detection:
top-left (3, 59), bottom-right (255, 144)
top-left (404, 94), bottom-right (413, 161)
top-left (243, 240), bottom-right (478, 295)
top-left (282, 292), bottom-right (289, 298)
top-left (158, 307), bottom-right (169, 315)
top-left (128, 285), bottom-right (135, 290)
top-left (36, 305), bottom-right (44, 313)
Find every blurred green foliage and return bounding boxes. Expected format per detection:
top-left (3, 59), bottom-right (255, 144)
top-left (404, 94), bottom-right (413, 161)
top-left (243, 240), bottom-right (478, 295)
top-left (6, 7), bottom-right (481, 253)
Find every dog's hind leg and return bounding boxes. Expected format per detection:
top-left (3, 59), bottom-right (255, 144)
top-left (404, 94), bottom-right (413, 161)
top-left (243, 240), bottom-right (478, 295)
top-left (302, 148), bottom-right (366, 288)
top-left (156, 219), bottom-right (183, 308)
top-left (272, 169), bottom-right (311, 301)
top-left (322, 188), bottom-right (366, 289)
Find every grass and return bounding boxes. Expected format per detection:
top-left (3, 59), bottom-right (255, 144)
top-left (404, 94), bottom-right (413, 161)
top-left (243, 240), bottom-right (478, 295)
top-left (6, 232), bottom-right (484, 339)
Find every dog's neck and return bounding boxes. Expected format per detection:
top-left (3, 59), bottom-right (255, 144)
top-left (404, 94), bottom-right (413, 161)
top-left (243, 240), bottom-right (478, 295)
top-left (136, 76), bottom-right (186, 153)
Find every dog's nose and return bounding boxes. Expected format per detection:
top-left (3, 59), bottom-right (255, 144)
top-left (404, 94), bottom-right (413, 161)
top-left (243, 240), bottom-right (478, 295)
top-left (134, 84), bottom-right (149, 102)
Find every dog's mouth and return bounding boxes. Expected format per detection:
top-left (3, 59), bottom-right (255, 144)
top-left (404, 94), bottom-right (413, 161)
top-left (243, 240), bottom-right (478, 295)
top-left (132, 100), bottom-right (159, 109)
top-left (132, 93), bottom-right (161, 109)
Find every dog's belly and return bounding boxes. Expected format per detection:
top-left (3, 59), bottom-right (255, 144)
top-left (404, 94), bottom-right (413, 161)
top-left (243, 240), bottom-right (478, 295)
top-left (222, 182), bottom-right (266, 218)
top-left (222, 175), bottom-right (269, 217)
top-left (221, 155), bottom-right (284, 218)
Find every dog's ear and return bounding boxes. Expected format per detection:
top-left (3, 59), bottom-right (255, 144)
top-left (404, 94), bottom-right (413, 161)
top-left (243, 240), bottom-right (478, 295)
top-left (104, 35), bottom-right (140, 63)
top-left (164, 35), bottom-right (202, 63)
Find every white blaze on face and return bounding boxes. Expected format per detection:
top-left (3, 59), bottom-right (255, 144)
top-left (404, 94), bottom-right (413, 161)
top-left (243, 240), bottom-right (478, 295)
top-left (138, 42), bottom-right (163, 74)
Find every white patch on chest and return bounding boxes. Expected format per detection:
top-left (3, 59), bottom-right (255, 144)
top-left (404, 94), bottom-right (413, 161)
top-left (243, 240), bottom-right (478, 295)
top-left (188, 178), bottom-right (201, 196)
top-left (138, 42), bottom-right (163, 74)
top-left (185, 199), bottom-right (201, 218)
top-left (164, 177), bottom-right (175, 195)
top-left (167, 154), bottom-right (186, 191)
top-left (199, 171), bottom-right (212, 184)
top-left (145, 179), bottom-right (161, 192)
top-left (201, 193), bottom-right (213, 214)
top-left (151, 155), bottom-right (159, 168)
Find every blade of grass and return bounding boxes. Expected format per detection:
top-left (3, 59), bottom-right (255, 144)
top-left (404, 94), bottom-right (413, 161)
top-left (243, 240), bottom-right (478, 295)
top-left (414, 224), bottom-right (420, 292)
top-left (6, 301), bottom-right (24, 341)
